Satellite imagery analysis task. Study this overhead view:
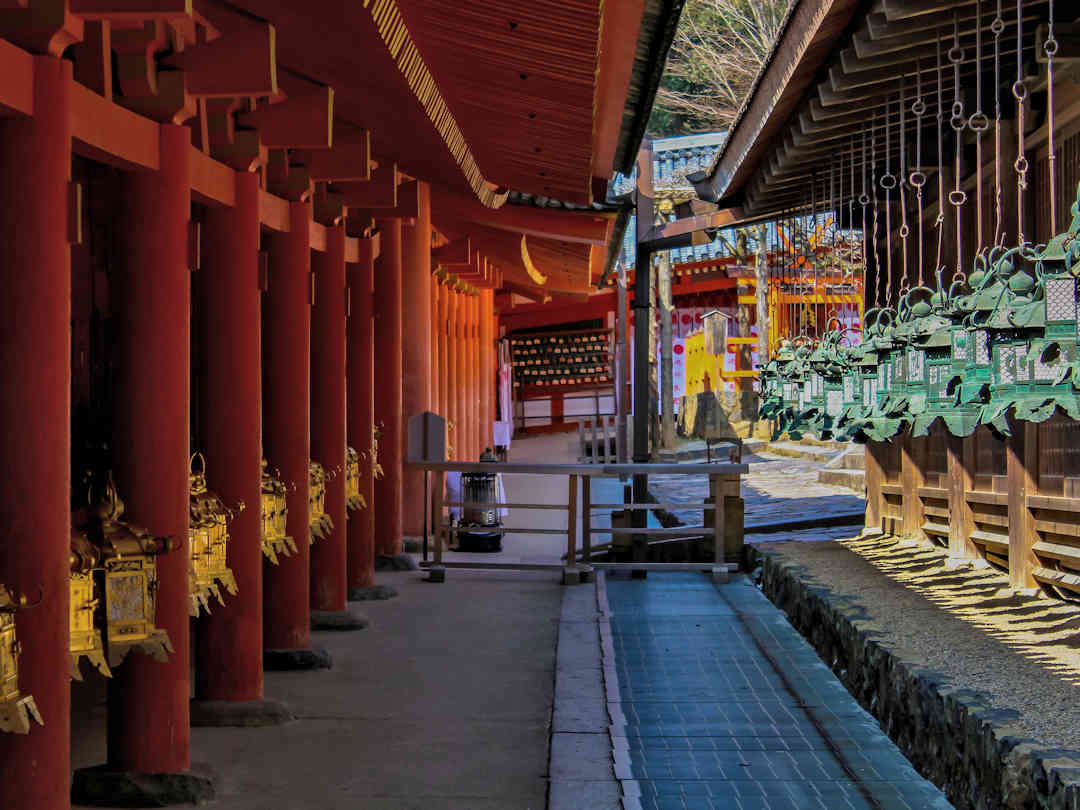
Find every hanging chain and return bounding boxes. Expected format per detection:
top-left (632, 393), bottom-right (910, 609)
top-left (861, 128), bottom-right (871, 308)
top-left (911, 60), bottom-right (927, 287)
top-left (1046, 0), bottom-right (1058, 234)
top-left (935, 31), bottom-right (947, 273)
top-left (949, 10), bottom-right (967, 279)
top-left (970, 0), bottom-right (989, 253)
top-left (992, 0), bottom-right (1004, 244)
top-left (1013, 0), bottom-right (1028, 243)
top-left (898, 77), bottom-right (911, 295)
top-left (872, 111), bottom-right (883, 308)
top-left (882, 97), bottom-right (895, 307)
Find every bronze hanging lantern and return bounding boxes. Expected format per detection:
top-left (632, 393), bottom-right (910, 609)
top-left (188, 453), bottom-right (240, 616)
top-left (0, 586), bottom-right (42, 734)
top-left (309, 461), bottom-right (335, 542)
top-left (345, 446), bottom-right (365, 513)
top-left (261, 459), bottom-right (296, 565)
top-left (68, 531), bottom-right (108, 679)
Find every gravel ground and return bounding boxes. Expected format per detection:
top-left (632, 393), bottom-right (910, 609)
top-left (755, 534), bottom-right (1080, 752)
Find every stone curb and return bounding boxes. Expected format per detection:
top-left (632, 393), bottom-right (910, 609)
top-left (747, 545), bottom-right (1080, 810)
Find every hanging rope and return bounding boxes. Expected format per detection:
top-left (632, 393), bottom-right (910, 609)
top-left (872, 110), bottom-right (883, 308)
top-left (911, 60), bottom-right (927, 287)
top-left (860, 129), bottom-right (871, 308)
top-left (1046, 0), bottom-right (1058, 234)
top-left (1013, 0), bottom-right (1028, 243)
top-left (949, 11), bottom-right (967, 279)
top-left (882, 97), bottom-right (895, 307)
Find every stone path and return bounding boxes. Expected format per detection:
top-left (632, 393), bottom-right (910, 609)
top-left (599, 572), bottom-right (951, 810)
top-left (649, 450), bottom-right (865, 530)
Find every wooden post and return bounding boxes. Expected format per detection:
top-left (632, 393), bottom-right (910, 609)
top-left (429, 469), bottom-right (445, 583)
top-left (1007, 422), bottom-right (1038, 589)
top-left (564, 474), bottom-right (579, 584)
top-left (581, 476), bottom-right (592, 580)
top-left (947, 433), bottom-right (977, 561)
top-left (710, 474), bottom-right (729, 583)
top-left (900, 429), bottom-right (926, 539)
top-left (864, 440), bottom-right (885, 533)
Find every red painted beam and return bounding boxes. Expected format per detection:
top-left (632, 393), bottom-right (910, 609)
top-left (334, 162), bottom-right (396, 208)
top-left (161, 22), bottom-right (276, 98)
top-left (295, 136), bottom-right (371, 182)
top-left (70, 0), bottom-right (191, 20)
top-left (236, 86), bottom-right (332, 149)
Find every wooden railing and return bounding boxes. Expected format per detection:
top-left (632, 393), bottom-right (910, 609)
top-left (410, 461), bottom-right (746, 584)
top-left (864, 415), bottom-right (1080, 600)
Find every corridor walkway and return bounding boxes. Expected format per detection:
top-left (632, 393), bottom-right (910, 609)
top-left (597, 573), bottom-right (951, 809)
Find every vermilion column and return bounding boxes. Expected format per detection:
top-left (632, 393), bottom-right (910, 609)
top-left (374, 218), bottom-right (403, 556)
top-left (311, 225), bottom-right (356, 623)
top-left (401, 183), bottom-right (431, 538)
top-left (194, 169), bottom-right (288, 716)
top-left (347, 238), bottom-right (377, 593)
top-left (437, 282), bottom-right (448, 420)
top-left (455, 291), bottom-right (468, 460)
top-left (446, 288), bottom-right (458, 457)
top-left (0, 56), bottom-right (71, 810)
top-left (263, 201), bottom-right (327, 668)
top-left (469, 295), bottom-right (480, 459)
top-left (106, 124), bottom-right (197, 777)
top-left (430, 277), bottom-right (440, 415)
top-left (481, 289), bottom-right (494, 450)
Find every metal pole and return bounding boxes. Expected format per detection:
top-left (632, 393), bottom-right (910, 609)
top-left (615, 262), bottom-right (629, 464)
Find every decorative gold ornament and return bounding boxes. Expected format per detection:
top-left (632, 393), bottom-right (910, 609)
top-left (309, 461), bottom-right (334, 542)
top-left (345, 446), bottom-right (366, 512)
top-left (261, 459), bottom-right (296, 564)
top-left (74, 474), bottom-right (174, 669)
top-left (0, 586), bottom-right (42, 734)
top-left (188, 453), bottom-right (240, 616)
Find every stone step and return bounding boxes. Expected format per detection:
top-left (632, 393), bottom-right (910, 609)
top-left (818, 467), bottom-right (866, 493)
top-left (762, 442), bottom-right (838, 464)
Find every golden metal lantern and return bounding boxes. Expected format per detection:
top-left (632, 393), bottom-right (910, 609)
top-left (0, 586), bottom-right (42, 734)
top-left (70, 474), bottom-right (174, 669)
top-left (309, 461), bottom-right (334, 542)
top-left (261, 459), bottom-right (296, 564)
top-left (188, 453), bottom-right (240, 616)
top-left (69, 531), bottom-right (108, 680)
top-left (345, 446), bottom-right (365, 512)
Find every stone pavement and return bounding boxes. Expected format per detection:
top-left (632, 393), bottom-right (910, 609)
top-left (649, 450), bottom-right (865, 531)
top-left (553, 571), bottom-right (952, 810)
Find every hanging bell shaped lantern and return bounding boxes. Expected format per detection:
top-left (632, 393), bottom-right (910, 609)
top-left (188, 453), bottom-right (240, 616)
top-left (345, 446), bottom-right (366, 512)
top-left (309, 461), bottom-right (335, 542)
top-left (260, 459), bottom-right (296, 565)
top-left (76, 474), bottom-right (175, 668)
top-left (0, 586), bottom-right (42, 734)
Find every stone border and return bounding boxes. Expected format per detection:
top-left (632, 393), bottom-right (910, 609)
top-left (746, 545), bottom-right (1080, 810)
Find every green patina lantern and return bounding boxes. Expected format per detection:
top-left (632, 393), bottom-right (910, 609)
top-left (848, 307), bottom-right (909, 442)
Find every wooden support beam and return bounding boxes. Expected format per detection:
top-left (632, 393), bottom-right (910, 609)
top-left (334, 163), bottom-right (398, 209)
top-left (0, 0), bottom-right (84, 56)
top-left (900, 429), bottom-right (926, 540)
top-left (1007, 420), bottom-right (1038, 590)
top-left (948, 433), bottom-right (976, 561)
top-left (69, 0), bottom-right (190, 19)
top-left (294, 135), bottom-right (371, 182)
top-left (432, 237), bottom-right (470, 266)
top-left (72, 19), bottom-right (111, 99)
top-left (236, 85), bottom-right (332, 149)
top-left (161, 22), bottom-right (276, 97)
top-left (348, 179), bottom-right (419, 220)
top-left (265, 148), bottom-right (311, 202)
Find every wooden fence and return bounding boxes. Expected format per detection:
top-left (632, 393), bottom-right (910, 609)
top-left (865, 415), bottom-right (1080, 599)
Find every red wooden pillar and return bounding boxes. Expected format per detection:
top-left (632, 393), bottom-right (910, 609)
top-left (402, 183), bottom-right (431, 538)
top-left (455, 291), bottom-right (468, 461)
top-left (347, 238), bottom-right (377, 594)
top-left (481, 289), bottom-right (494, 450)
top-left (262, 201), bottom-right (328, 668)
top-left (104, 125), bottom-right (202, 782)
top-left (437, 283), bottom-right (448, 420)
top-left (311, 225), bottom-right (357, 623)
top-left (374, 218), bottom-right (403, 556)
top-left (0, 55), bottom-right (71, 810)
top-left (469, 294), bottom-right (479, 459)
top-left (431, 277), bottom-right (441, 416)
top-left (446, 288), bottom-right (458, 457)
top-left (194, 169), bottom-right (290, 717)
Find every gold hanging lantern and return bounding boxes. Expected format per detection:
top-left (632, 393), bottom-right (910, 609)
top-left (373, 423), bottom-right (385, 479)
top-left (0, 586), bottom-right (42, 734)
top-left (308, 461), bottom-right (334, 542)
top-left (76, 474), bottom-right (174, 669)
top-left (68, 531), bottom-right (108, 679)
top-left (188, 453), bottom-right (240, 616)
top-left (345, 446), bottom-right (365, 512)
top-left (261, 459), bottom-right (297, 564)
